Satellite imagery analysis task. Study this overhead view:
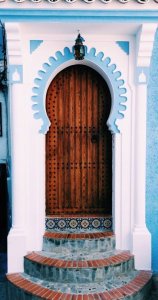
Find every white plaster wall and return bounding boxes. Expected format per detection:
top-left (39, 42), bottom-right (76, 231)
top-left (7, 21), bottom-right (152, 271)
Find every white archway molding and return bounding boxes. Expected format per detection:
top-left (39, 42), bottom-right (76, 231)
top-left (32, 47), bottom-right (127, 134)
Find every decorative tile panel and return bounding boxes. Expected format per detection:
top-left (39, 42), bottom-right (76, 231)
top-left (45, 216), bottom-right (112, 232)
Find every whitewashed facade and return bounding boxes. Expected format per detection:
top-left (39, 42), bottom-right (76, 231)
top-left (0, 2), bottom-right (157, 273)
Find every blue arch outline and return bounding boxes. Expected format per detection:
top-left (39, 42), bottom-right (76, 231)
top-left (32, 47), bottom-right (127, 134)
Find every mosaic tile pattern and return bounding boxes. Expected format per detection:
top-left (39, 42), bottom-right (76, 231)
top-left (45, 216), bottom-right (112, 232)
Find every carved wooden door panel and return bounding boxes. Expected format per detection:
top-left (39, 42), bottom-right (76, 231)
top-left (46, 65), bottom-right (112, 215)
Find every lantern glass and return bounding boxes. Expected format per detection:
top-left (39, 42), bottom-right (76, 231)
top-left (73, 33), bottom-right (86, 60)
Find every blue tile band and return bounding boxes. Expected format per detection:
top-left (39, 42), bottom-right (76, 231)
top-left (45, 216), bottom-right (112, 232)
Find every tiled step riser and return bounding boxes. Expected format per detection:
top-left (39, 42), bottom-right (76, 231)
top-left (24, 257), bottom-right (134, 284)
top-left (45, 216), bottom-right (113, 233)
top-left (43, 236), bottom-right (116, 253)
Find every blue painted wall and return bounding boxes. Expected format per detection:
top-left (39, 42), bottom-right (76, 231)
top-left (0, 26), bottom-right (7, 162)
top-left (0, 92), bottom-right (7, 161)
top-left (146, 29), bottom-right (158, 274)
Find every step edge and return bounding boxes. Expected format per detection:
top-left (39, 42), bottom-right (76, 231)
top-left (44, 231), bottom-right (115, 240)
top-left (24, 250), bottom-right (134, 269)
top-left (7, 270), bottom-right (152, 299)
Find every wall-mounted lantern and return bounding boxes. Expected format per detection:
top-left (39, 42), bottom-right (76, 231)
top-left (73, 33), bottom-right (86, 60)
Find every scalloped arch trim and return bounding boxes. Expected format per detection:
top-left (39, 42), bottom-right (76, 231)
top-left (32, 47), bottom-right (127, 134)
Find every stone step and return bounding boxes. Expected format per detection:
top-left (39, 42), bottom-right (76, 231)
top-left (7, 214), bottom-right (153, 299)
top-left (40, 248), bottom-right (123, 262)
top-left (24, 251), bottom-right (134, 283)
top-left (43, 231), bottom-right (115, 253)
top-left (7, 270), bottom-right (152, 300)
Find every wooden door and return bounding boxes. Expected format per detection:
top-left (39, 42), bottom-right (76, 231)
top-left (46, 65), bottom-right (112, 215)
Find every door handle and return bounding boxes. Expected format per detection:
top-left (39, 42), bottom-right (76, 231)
top-left (91, 134), bottom-right (99, 143)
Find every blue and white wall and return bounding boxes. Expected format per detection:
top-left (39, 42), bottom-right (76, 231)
top-left (147, 28), bottom-right (158, 274)
top-left (1, 10), bottom-right (157, 274)
top-left (6, 22), bottom-right (136, 272)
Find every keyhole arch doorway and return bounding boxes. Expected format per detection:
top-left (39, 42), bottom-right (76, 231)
top-left (46, 64), bottom-right (112, 216)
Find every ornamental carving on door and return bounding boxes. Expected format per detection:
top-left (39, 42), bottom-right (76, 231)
top-left (46, 65), bottom-right (112, 215)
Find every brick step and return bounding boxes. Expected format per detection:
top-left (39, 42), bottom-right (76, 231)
top-left (24, 251), bottom-right (134, 283)
top-left (7, 271), bottom-right (152, 300)
top-left (43, 231), bottom-right (115, 253)
top-left (8, 269), bottom-right (139, 294)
